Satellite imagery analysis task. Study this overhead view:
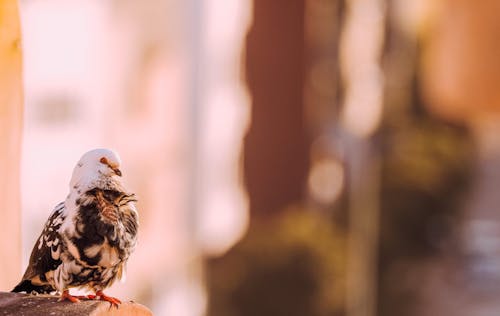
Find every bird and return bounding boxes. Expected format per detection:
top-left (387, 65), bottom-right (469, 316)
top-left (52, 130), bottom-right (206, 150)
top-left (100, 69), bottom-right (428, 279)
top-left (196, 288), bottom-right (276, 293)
top-left (12, 148), bottom-right (139, 307)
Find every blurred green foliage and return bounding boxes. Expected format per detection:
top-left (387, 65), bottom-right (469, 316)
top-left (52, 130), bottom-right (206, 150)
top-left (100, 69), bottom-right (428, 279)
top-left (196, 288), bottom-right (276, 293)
top-left (378, 117), bottom-right (474, 316)
top-left (206, 208), bottom-right (345, 316)
top-left (380, 119), bottom-right (473, 257)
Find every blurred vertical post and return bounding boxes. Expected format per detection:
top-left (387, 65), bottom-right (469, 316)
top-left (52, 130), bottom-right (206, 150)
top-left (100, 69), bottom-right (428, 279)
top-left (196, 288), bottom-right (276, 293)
top-left (0, 0), bottom-right (22, 290)
top-left (340, 0), bottom-right (385, 315)
top-left (303, 0), bottom-right (344, 210)
top-left (244, 0), bottom-right (308, 216)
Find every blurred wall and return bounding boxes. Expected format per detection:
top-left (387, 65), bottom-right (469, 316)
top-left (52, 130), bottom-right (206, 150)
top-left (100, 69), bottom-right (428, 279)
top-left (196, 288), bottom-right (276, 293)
top-left (0, 0), bottom-right (22, 290)
top-left (423, 0), bottom-right (500, 124)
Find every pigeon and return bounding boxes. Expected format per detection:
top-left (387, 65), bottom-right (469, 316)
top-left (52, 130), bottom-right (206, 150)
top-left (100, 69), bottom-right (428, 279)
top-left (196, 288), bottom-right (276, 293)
top-left (12, 148), bottom-right (139, 307)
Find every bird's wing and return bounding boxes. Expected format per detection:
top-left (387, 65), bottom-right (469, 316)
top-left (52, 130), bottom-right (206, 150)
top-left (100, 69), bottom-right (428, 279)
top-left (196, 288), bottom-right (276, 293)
top-left (21, 202), bottom-right (66, 284)
top-left (117, 193), bottom-right (139, 245)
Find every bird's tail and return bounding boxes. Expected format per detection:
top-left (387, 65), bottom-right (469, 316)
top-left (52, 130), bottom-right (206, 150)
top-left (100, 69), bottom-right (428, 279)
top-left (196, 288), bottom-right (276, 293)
top-left (11, 279), bottom-right (54, 294)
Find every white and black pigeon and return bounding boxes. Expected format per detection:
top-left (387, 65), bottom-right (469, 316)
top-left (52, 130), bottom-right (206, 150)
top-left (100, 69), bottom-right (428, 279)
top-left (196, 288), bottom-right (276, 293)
top-left (12, 148), bottom-right (139, 307)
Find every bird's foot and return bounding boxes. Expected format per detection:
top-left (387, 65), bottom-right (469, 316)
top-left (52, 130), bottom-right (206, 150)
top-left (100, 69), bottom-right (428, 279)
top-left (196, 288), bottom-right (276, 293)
top-left (93, 290), bottom-right (122, 308)
top-left (59, 290), bottom-right (80, 303)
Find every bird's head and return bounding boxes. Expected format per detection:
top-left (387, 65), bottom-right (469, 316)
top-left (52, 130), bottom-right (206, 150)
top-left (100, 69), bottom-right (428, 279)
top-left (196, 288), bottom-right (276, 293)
top-left (70, 148), bottom-right (124, 190)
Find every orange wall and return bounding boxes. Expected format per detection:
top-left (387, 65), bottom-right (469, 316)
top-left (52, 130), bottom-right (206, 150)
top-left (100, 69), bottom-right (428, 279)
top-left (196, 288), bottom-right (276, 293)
top-left (0, 0), bottom-right (22, 290)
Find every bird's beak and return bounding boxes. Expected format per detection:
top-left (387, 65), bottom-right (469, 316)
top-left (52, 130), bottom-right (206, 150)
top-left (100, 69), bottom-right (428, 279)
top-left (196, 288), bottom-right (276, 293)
top-left (113, 168), bottom-right (122, 177)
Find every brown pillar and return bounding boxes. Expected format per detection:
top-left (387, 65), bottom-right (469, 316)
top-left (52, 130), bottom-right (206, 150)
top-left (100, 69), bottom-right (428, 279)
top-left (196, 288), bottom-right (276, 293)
top-left (244, 0), bottom-right (309, 216)
top-left (0, 0), bottom-right (23, 290)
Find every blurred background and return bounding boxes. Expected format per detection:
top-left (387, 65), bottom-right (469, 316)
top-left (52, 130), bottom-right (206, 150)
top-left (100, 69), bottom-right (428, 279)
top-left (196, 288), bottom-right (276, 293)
top-left (2, 0), bottom-right (500, 315)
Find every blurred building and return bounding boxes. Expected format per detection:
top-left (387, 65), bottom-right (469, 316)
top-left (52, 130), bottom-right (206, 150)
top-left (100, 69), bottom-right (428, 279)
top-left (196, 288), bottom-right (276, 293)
top-left (5, 0), bottom-right (500, 316)
top-left (19, 0), bottom-right (251, 315)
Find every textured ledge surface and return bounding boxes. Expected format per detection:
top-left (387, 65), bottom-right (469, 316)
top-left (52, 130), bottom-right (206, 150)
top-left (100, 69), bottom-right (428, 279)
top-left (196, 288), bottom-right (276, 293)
top-left (0, 292), bottom-right (152, 316)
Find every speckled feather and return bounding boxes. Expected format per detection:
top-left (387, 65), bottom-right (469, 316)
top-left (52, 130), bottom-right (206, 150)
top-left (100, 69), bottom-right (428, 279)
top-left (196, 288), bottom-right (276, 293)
top-left (12, 149), bottom-right (138, 296)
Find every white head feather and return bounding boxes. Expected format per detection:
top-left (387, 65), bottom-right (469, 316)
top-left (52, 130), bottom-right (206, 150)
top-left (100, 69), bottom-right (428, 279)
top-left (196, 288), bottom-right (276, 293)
top-left (69, 148), bottom-right (124, 192)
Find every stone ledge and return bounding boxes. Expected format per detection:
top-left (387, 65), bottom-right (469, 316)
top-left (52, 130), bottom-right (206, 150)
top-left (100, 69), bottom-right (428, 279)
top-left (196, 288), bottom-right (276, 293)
top-left (0, 292), bottom-right (152, 316)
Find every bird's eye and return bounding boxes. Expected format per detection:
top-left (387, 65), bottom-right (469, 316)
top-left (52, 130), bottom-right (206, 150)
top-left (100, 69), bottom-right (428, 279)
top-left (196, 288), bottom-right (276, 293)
top-left (100, 157), bottom-right (108, 164)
